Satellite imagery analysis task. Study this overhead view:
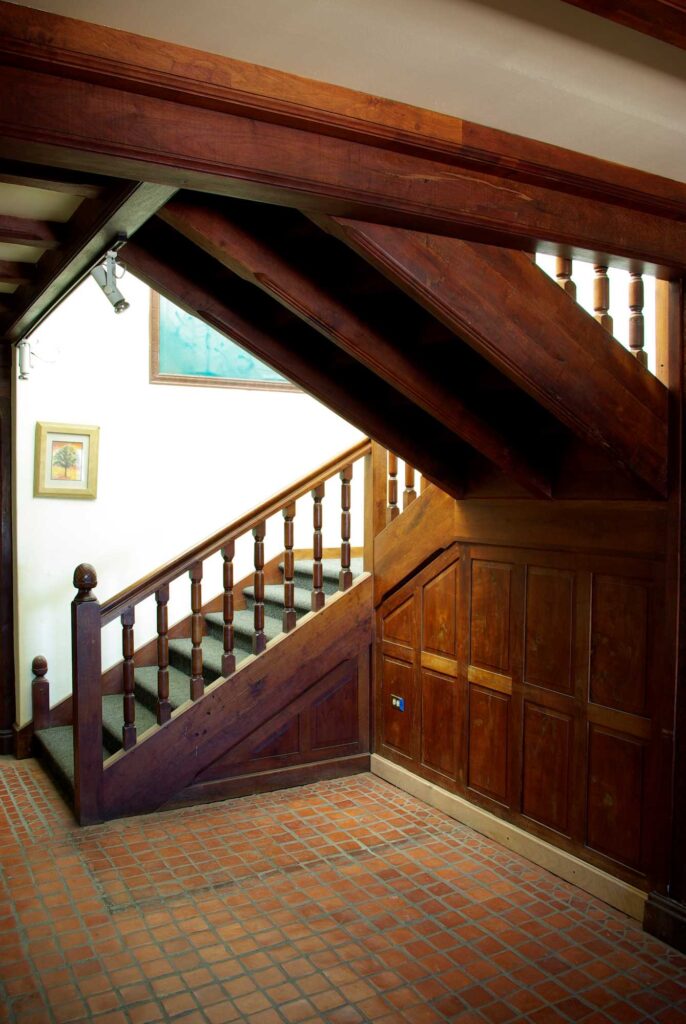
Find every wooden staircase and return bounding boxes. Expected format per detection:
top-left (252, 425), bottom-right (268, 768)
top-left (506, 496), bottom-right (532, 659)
top-left (33, 555), bottom-right (364, 800)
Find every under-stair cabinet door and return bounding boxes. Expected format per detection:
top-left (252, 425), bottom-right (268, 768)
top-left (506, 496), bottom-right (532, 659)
top-left (375, 541), bottom-right (666, 887)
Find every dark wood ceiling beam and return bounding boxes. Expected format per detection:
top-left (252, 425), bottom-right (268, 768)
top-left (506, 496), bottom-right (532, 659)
top-left (123, 220), bottom-right (471, 500)
top-left (0, 65), bottom-right (684, 273)
top-left (0, 260), bottom-right (34, 285)
top-left (0, 214), bottom-right (61, 248)
top-left (1, 0), bottom-right (684, 223)
top-left (159, 198), bottom-right (552, 498)
top-left (0, 160), bottom-right (106, 197)
top-left (0, 182), bottom-right (177, 343)
top-left (561, 1), bottom-right (686, 51)
top-left (319, 216), bottom-right (669, 496)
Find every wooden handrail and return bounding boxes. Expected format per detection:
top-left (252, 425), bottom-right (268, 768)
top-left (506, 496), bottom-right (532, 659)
top-left (100, 438), bottom-right (372, 625)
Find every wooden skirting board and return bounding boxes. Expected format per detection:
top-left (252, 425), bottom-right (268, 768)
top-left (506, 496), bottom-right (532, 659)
top-left (371, 754), bottom-right (647, 921)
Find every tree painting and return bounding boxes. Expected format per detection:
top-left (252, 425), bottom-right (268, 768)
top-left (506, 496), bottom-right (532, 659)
top-left (50, 440), bottom-right (83, 481)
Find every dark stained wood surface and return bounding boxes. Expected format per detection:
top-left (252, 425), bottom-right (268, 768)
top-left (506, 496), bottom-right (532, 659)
top-left (71, 566), bottom-right (103, 825)
top-left (561, 0), bottom-right (686, 51)
top-left (100, 574), bottom-right (372, 819)
top-left (322, 218), bottom-right (669, 496)
top-left (2, 59), bottom-right (685, 271)
top-left (159, 198), bottom-right (552, 497)
top-left (2, 0), bottom-right (685, 227)
top-left (0, 347), bottom-right (14, 753)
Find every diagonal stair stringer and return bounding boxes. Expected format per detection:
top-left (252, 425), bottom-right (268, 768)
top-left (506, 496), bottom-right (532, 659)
top-left (316, 217), bottom-right (669, 497)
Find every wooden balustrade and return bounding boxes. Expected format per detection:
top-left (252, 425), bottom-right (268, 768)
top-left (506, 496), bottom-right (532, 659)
top-left (311, 484), bottom-right (325, 611)
top-left (221, 542), bottom-right (236, 674)
top-left (555, 257), bottom-right (576, 299)
top-left (189, 562), bottom-right (204, 699)
top-left (282, 504), bottom-right (296, 631)
top-left (253, 522), bottom-right (267, 654)
top-left (629, 272), bottom-right (647, 367)
top-left (387, 452), bottom-right (399, 522)
top-left (593, 265), bottom-right (613, 334)
top-left (340, 465), bottom-right (353, 591)
top-left (121, 607), bottom-right (136, 749)
top-left (155, 585), bottom-right (171, 724)
top-left (65, 436), bottom-right (430, 821)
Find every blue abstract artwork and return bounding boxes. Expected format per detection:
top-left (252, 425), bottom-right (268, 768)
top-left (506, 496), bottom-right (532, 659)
top-left (157, 295), bottom-right (287, 384)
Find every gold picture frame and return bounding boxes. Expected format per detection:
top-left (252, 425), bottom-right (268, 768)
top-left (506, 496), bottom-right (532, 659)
top-left (34, 422), bottom-right (100, 500)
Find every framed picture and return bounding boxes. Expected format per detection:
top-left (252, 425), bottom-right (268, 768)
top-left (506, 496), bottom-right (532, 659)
top-left (34, 422), bottom-right (100, 500)
top-left (149, 292), bottom-right (297, 391)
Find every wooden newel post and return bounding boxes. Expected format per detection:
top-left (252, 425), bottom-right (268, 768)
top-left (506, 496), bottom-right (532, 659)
top-left (71, 563), bottom-right (103, 825)
top-left (31, 655), bottom-right (50, 731)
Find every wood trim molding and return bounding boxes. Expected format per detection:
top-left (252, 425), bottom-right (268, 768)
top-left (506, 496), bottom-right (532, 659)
top-left (371, 754), bottom-right (647, 920)
top-left (0, 1), bottom-right (685, 230)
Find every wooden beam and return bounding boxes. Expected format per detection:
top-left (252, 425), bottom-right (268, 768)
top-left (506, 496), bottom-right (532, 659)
top-left (319, 216), bottom-right (669, 496)
top-left (160, 197), bottom-right (552, 497)
top-left (0, 182), bottom-right (177, 343)
top-left (0, 0), bottom-right (684, 225)
top-left (561, 1), bottom-right (686, 51)
top-left (0, 160), bottom-right (106, 197)
top-left (0, 63), bottom-right (684, 272)
top-left (123, 220), bottom-right (470, 500)
top-left (0, 261), bottom-right (34, 286)
top-left (0, 214), bottom-right (60, 249)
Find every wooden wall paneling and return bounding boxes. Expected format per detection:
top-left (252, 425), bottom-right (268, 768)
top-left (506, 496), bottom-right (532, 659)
top-left (470, 560), bottom-right (512, 675)
top-left (468, 685), bottom-right (511, 805)
top-left (378, 583), bottom-right (419, 764)
top-left (590, 573), bottom-right (649, 716)
top-left (522, 701), bottom-right (573, 835)
top-left (587, 725), bottom-right (645, 870)
top-left (524, 567), bottom-right (575, 695)
top-left (420, 555), bottom-right (461, 783)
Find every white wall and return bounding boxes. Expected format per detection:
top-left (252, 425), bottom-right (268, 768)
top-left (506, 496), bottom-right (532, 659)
top-left (13, 273), bottom-right (363, 723)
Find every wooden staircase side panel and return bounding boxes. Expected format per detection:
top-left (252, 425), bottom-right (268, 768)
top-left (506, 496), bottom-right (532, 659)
top-left (320, 218), bottom-right (669, 496)
top-left (100, 574), bottom-right (372, 820)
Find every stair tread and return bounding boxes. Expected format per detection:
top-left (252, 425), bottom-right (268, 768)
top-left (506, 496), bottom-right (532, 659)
top-left (291, 556), bottom-right (364, 579)
top-left (35, 725), bottom-right (109, 786)
top-left (204, 608), bottom-right (287, 644)
top-left (242, 584), bottom-right (313, 612)
top-left (102, 694), bottom-right (158, 750)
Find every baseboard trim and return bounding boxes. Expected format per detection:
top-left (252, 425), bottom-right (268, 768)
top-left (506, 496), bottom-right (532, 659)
top-left (644, 892), bottom-right (686, 953)
top-left (371, 754), bottom-right (646, 921)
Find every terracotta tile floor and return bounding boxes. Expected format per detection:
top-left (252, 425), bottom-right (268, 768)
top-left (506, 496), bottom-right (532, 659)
top-left (1, 759), bottom-right (685, 1024)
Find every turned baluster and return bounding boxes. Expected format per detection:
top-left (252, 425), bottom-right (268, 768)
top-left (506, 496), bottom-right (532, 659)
top-left (403, 462), bottom-right (417, 509)
top-left (253, 522), bottom-right (267, 654)
top-left (312, 484), bottom-right (326, 611)
top-left (339, 465), bottom-right (353, 591)
top-left (221, 542), bottom-right (236, 675)
top-left (121, 607), bottom-right (136, 749)
top-left (31, 655), bottom-right (50, 731)
top-left (387, 452), bottom-right (399, 522)
top-left (282, 505), bottom-right (296, 632)
top-left (593, 265), bottom-right (613, 334)
top-left (555, 257), bottom-right (576, 300)
top-left (189, 561), bottom-right (204, 700)
top-left (155, 585), bottom-right (171, 725)
top-left (629, 272), bottom-right (647, 367)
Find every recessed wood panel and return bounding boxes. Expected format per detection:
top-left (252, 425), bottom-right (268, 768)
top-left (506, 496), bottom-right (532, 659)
top-left (468, 685), bottom-right (509, 804)
top-left (525, 567), bottom-right (574, 694)
top-left (312, 674), bottom-right (357, 750)
top-left (590, 575), bottom-right (648, 716)
top-left (421, 670), bottom-right (456, 778)
top-left (250, 718), bottom-right (300, 761)
top-left (383, 595), bottom-right (415, 647)
top-left (382, 656), bottom-right (414, 756)
top-left (522, 702), bottom-right (571, 834)
top-left (587, 726), bottom-right (644, 869)
top-left (422, 563), bottom-right (457, 659)
top-left (471, 561), bottom-right (511, 674)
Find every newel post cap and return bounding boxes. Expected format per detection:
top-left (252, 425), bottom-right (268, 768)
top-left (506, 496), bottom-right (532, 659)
top-left (73, 563), bottom-right (98, 601)
top-left (31, 655), bottom-right (48, 678)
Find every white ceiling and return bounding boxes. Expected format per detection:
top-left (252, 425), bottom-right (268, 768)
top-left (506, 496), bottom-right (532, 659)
top-left (7, 0), bottom-right (686, 183)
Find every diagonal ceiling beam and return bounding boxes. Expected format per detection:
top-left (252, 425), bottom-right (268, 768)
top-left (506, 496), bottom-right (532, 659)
top-left (0, 214), bottom-right (61, 248)
top-left (561, 1), bottom-right (686, 50)
top-left (0, 61), bottom-right (684, 273)
top-left (0, 181), bottom-right (177, 344)
top-left (316, 216), bottom-right (669, 496)
top-left (159, 197), bottom-right (552, 497)
top-left (123, 220), bottom-right (471, 500)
